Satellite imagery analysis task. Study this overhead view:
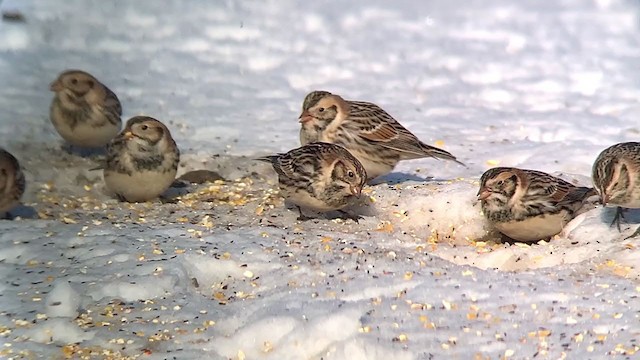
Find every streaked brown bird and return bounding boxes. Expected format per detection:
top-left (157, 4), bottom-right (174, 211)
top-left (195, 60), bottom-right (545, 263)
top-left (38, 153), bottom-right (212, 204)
top-left (50, 69), bottom-right (122, 148)
top-left (298, 90), bottom-right (463, 180)
top-left (0, 148), bottom-right (25, 218)
top-left (104, 116), bottom-right (179, 202)
top-left (592, 142), bottom-right (640, 238)
top-left (257, 142), bottom-right (367, 220)
top-left (478, 167), bottom-right (595, 242)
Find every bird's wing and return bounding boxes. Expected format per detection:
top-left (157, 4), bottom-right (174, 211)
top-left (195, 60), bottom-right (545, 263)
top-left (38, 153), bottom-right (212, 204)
top-left (347, 101), bottom-right (461, 163)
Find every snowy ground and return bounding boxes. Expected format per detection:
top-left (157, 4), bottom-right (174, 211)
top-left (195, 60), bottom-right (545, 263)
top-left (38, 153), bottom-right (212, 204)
top-left (1, 0), bottom-right (640, 358)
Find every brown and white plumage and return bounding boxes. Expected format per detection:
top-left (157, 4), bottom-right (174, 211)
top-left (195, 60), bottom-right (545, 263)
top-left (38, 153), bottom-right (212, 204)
top-left (592, 142), bottom-right (640, 237)
top-left (104, 116), bottom-right (179, 202)
top-left (478, 167), bottom-right (596, 242)
top-left (0, 148), bottom-right (25, 217)
top-left (298, 91), bottom-right (463, 180)
top-left (50, 69), bottom-right (122, 148)
top-left (257, 142), bottom-right (367, 219)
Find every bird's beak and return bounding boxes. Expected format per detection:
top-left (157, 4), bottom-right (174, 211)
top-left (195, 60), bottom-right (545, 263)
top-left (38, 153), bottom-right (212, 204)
top-left (298, 110), bottom-right (313, 123)
top-left (123, 131), bottom-right (134, 140)
top-left (50, 80), bottom-right (63, 92)
top-left (351, 186), bottom-right (362, 198)
top-left (477, 187), bottom-right (491, 201)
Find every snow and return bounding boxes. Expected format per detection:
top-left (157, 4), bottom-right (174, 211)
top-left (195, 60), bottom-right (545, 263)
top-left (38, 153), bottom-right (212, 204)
top-left (1, 0), bottom-right (640, 358)
top-left (45, 281), bottom-right (80, 318)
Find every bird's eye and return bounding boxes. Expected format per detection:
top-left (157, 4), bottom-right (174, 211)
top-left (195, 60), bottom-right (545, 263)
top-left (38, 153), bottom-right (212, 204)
top-left (87, 80), bottom-right (94, 88)
top-left (71, 78), bottom-right (78, 85)
top-left (141, 125), bottom-right (148, 131)
top-left (347, 170), bottom-right (355, 178)
top-left (497, 180), bottom-right (504, 186)
top-left (318, 107), bottom-right (325, 113)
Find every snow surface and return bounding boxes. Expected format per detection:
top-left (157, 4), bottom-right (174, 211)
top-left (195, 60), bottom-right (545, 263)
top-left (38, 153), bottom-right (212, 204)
top-left (1, 0), bottom-right (640, 358)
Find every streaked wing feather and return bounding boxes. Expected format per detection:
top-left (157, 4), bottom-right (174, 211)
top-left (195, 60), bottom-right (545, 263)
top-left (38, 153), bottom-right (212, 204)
top-left (348, 101), bottom-right (410, 143)
top-left (104, 87), bottom-right (122, 116)
top-left (358, 122), bottom-right (399, 142)
top-left (273, 146), bottom-right (320, 180)
top-left (527, 170), bottom-right (584, 204)
top-left (274, 157), bottom-right (296, 178)
top-left (560, 186), bottom-right (597, 205)
top-left (348, 101), bottom-right (459, 161)
top-left (260, 154), bottom-right (296, 179)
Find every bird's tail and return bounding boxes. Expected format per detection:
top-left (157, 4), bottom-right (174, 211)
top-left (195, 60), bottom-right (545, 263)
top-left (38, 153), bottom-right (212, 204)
top-left (563, 186), bottom-right (599, 205)
top-left (421, 143), bottom-right (466, 167)
top-left (254, 155), bottom-right (279, 164)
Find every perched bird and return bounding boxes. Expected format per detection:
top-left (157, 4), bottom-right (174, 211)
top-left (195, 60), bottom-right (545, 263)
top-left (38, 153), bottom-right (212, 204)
top-left (257, 142), bottom-right (367, 220)
top-left (0, 148), bottom-right (25, 218)
top-left (103, 116), bottom-right (179, 202)
top-left (592, 142), bottom-right (640, 238)
top-left (478, 167), bottom-right (596, 242)
top-left (50, 69), bottom-right (122, 148)
top-left (298, 91), bottom-right (463, 180)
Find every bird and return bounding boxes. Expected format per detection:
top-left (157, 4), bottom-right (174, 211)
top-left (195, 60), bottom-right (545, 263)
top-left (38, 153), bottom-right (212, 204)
top-left (478, 167), bottom-right (596, 242)
top-left (256, 142), bottom-right (367, 220)
top-left (592, 142), bottom-right (640, 238)
top-left (298, 90), bottom-right (464, 180)
top-left (49, 69), bottom-right (122, 148)
top-left (0, 148), bottom-right (25, 218)
top-left (103, 116), bottom-right (180, 202)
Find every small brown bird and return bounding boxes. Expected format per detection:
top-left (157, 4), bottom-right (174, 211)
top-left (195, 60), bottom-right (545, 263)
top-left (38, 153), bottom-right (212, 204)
top-left (298, 91), bottom-right (463, 180)
top-left (0, 148), bottom-right (25, 218)
top-left (592, 142), bottom-right (640, 238)
top-left (103, 116), bottom-right (179, 202)
top-left (50, 69), bottom-right (122, 148)
top-left (478, 167), bottom-right (595, 242)
top-left (257, 142), bottom-right (367, 220)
